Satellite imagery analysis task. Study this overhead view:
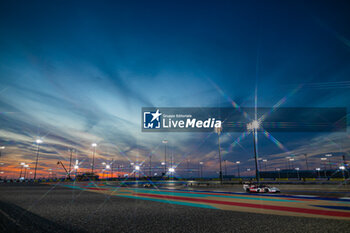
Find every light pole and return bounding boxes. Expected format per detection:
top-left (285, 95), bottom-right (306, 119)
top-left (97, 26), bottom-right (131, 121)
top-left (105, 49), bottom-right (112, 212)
top-left (236, 161), bottom-right (241, 178)
top-left (199, 162), bottom-right (203, 178)
top-left (91, 143), bottom-right (97, 174)
top-left (135, 165), bottom-right (140, 179)
top-left (74, 164), bottom-right (79, 179)
top-left (111, 160), bottom-right (114, 179)
top-left (149, 155), bottom-right (152, 177)
top-left (106, 164), bottom-right (111, 179)
top-left (169, 167), bottom-right (175, 179)
top-left (276, 168), bottom-right (281, 179)
top-left (48, 168), bottom-right (52, 179)
top-left (339, 166), bottom-right (345, 179)
top-left (295, 167), bottom-right (300, 180)
top-left (321, 158), bottom-right (327, 178)
top-left (215, 126), bottom-right (223, 184)
top-left (263, 159), bottom-right (267, 171)
top-left (161, 162), bottom-right (165, 177)
top-left (68, 148), bottom-right (74, 179)
top-left (24, 165), bottom-right (29, 179)
top-left (34, 139), bottom-right (43, 180)
top-left (19, 162), bottom-right (25, 178)
top-left (316, 168), bottom-right (321, 178)
top-left (325, 154), bottom-right (332, 170)
top-left (289, 158), bottom-right (295, 169)
top-left (170, 153), bottom-right (173, 171)
top-left (162, 140), bottom-right (168, 176)
top-left (286, 157), bottom-right (291, 169)
top-left (247, 120), bottom-right (260, 184)
top-left (304, 154), bottom-right (309, 170)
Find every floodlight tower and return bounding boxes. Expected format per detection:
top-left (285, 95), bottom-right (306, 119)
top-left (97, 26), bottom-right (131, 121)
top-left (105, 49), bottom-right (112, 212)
top-left (162, 140), bottom-right (168, 176)
top-left (262, 159), bottom-right (267, 171)
top-left (339, 166), bottom-right (345, 179)
top-left (68, 148), bottom-right (75, 179)
top-left (135, 165), bottom-right (140, 179)
top-left (19, 162), bottom-right (25, 178)
top-left (304, 154), bottom-right (309, 170)
top-left (24, 164), bottom-right (29, 179)
top-left (34, 139), bottom-right (43, 180)
top-left (215, 126), bottom-right (223, 184)
top-left (295, 167), bottom-right (300, 180)
top-left (199, 161), bottom-right (204, 178)
top-left (91, 143), bottom-right (97, 174)
top-left (236, 161), bottom-right (241, 178)
top-left (106, 164), bottom-right (111, 179)
top-left (316, 168), bottom-right (321, 178)
top-left (169, 167), bottom-right (175, 179)
top-left (321, 157), bottom-right (327, 178)
top-left (289, 158), bottom-right (295, 169)
top-left (149, 155), bottom-right (152, 177)
top-left (74, 160), bottom-right (79, 178)
top-left (325, 154), bottom-right (332, 169)
top-left (247, 120), bottom-right (260, 184)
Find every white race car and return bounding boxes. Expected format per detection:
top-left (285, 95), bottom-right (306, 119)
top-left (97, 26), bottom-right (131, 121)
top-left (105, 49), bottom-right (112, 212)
top-left (243, 184), bottom-right (280, 193)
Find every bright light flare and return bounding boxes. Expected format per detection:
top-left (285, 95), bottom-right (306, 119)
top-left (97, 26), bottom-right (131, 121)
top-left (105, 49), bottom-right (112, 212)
top-left (169, 167), bottom-right (175, 173)
top-left (36, 139), bottom-right (43, 144)
top-left (247, 120), bottom-right (260, 130)
top-left (214, 126), bottom-right (222, 134)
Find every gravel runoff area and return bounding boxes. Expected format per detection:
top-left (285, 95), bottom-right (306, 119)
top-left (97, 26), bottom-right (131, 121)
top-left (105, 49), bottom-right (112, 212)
top-left (0, 183), bottom-right (349, 233)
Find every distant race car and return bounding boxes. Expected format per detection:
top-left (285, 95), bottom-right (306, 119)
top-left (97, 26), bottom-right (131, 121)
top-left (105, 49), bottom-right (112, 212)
top-left (143, 183), bottom-right (152, 188)
top-left (243, 183), bottom-right (280, 193)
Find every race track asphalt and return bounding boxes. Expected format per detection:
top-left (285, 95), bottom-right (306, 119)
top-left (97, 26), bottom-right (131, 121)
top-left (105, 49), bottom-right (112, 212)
top-left (0, 183), bottom-right (349, 233)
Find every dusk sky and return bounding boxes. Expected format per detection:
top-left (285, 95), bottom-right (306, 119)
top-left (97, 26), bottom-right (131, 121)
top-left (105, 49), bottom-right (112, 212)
top-left (0, 0), bottom-right (350, 178)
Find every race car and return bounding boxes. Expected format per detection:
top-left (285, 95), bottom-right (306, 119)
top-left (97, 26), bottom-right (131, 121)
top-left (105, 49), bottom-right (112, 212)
top-left (243, 183), bottom-right (280, 193)
top-left (143, 183), bottom-right (152, 188)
